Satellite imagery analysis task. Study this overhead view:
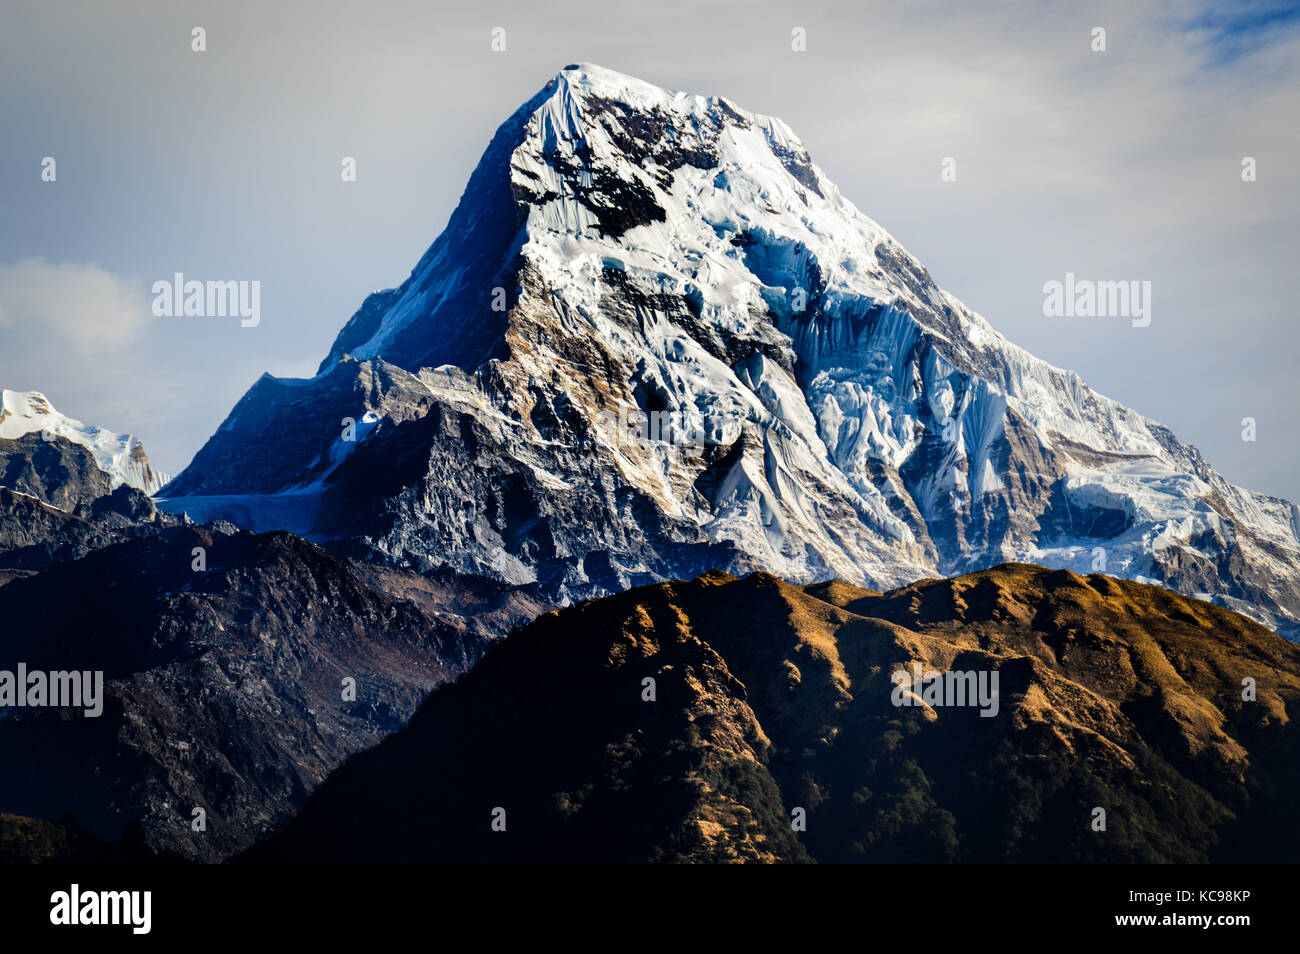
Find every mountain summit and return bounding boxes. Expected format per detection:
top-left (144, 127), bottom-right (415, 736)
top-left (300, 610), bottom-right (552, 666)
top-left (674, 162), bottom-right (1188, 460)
top-left (0, 389), bottom-right (169, 495)
top-left (160, 64), bottom-right (1300, 634)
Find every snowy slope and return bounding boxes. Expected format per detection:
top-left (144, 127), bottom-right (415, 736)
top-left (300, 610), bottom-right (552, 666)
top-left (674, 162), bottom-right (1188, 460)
top-left (0, 389), bottom-right (170, 494)
top-left (160, 64), bottom-right (1300, 635)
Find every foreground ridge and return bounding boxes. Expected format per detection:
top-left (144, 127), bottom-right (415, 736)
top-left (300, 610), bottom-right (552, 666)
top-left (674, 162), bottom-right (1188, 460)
top-left (249, 563), bottom-right (1300, 863)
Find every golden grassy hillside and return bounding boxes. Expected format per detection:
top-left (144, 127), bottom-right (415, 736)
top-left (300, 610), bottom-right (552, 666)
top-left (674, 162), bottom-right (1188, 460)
top-left (250, 564), bottom-right (1300, 863)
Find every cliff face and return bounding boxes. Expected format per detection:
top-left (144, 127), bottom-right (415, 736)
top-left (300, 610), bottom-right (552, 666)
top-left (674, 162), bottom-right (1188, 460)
top-left (249, 564), bottom-right (1300, 863)
top-left (0, 433), bottom-right (113, 512)
top-left (0, 434), bottom-right (185, 580)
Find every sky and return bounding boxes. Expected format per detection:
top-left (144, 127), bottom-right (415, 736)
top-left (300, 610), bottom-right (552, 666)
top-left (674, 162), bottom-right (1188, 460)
top-left (1, 0), bottom-right (1298, 502)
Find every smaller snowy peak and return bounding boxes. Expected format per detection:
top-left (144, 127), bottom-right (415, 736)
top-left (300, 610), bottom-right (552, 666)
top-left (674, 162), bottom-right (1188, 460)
top-left (0, 389), bottom-right (170, 494)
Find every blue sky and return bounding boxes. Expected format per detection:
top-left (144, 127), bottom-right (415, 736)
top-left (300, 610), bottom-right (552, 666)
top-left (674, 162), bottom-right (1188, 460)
top-left (2, 0), bottom-right (1298, 503)
top-left (1185, 0), bottom-right (1300, 62)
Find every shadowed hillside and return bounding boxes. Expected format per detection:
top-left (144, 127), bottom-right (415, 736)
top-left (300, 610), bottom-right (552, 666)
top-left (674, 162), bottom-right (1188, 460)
top-left (247, 564), bottom-right (1300, 863)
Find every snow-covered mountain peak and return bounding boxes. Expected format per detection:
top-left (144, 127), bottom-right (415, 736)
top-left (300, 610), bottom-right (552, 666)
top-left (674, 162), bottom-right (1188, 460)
top-left (0, 388), bottom-right (170, 494)
top-left (164, 67), bottom-right (1300, 636)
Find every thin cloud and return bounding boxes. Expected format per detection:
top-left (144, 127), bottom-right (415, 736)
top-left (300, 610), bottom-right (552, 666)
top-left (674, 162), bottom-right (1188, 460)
top-left (0, 257), bottom-right (150, 356)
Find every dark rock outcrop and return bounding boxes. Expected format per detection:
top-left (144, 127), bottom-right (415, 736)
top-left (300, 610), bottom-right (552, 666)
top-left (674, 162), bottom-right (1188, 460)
top-left (0, 526), bottom-right (524, 861)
